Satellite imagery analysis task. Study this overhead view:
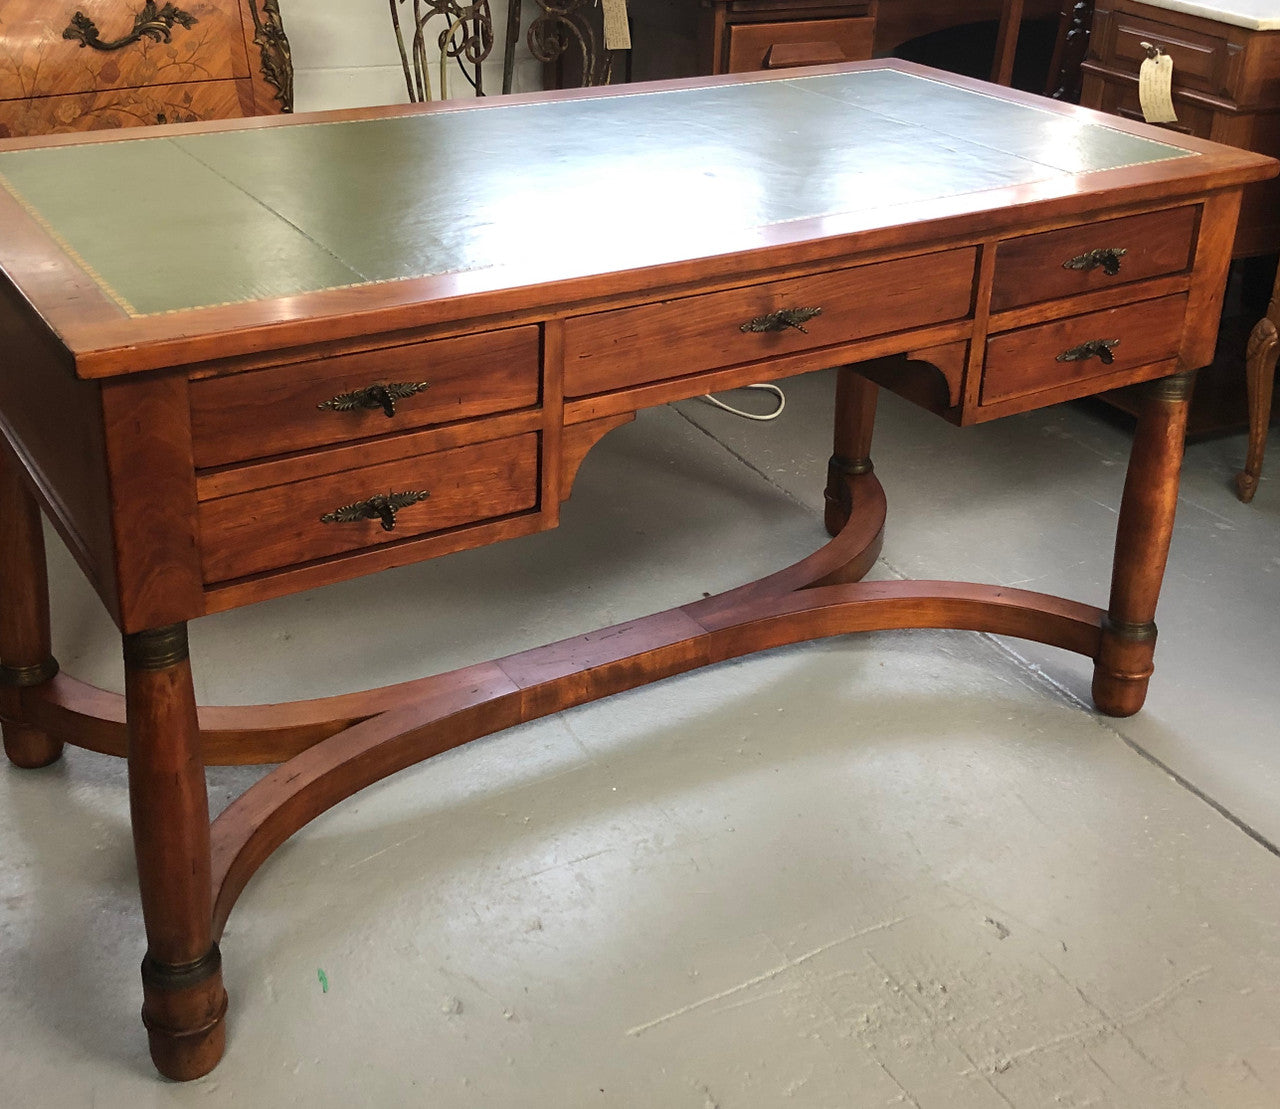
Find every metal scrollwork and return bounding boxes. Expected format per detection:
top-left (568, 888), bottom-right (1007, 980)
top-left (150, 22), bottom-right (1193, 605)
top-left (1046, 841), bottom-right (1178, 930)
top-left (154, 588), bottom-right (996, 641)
top-left (321, 490), bottom-right (431, 531)
top-left (1057, 338), bottom-right (1121, 365)
top-left (63, 3), bottom-right (198, 52)
top-left (524, 0), bottom-right (612, 88)
top-left (390, 0), bottom-right (494, 101)
top-left (1064, 247), bottom-right (1128, 276)
top-left (247, 0), bottom-right (294, 112)
top-left (741, 307), bottom-right (824, 334)
top-left (317, 381), bottom-right (432, 419)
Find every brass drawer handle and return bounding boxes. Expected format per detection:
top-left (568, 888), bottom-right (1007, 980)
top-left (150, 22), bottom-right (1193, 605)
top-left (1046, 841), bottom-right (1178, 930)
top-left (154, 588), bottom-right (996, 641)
top-left (317, 381), bottom-right (431, 419)
top-left (320, 490), bottom-right (430, 531)
top-left (741, 306), bottom-right (822, 334)
top-left (1057, 338), bottom-right (1120, 365)
top-left (63, 3), bottom-right (199, 52)
top-left (1063, 247), bottom-right (1127, 276)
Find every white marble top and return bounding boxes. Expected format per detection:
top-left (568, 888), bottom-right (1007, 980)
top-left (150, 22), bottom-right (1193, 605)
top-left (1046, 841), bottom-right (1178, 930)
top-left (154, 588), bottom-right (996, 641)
top-left (1133, 0), bottom-right (1280, 31)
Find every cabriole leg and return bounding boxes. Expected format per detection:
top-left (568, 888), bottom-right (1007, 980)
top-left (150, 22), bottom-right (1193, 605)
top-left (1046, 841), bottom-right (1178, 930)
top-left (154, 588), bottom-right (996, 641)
top-left (1235, 295), bottom-right (1278, 503)
top-left (0, 441), bottom-right (61, 768)
top-left (1093, 371), bottom-right (1195, 717)
top-left (124, 623), bottom-right (226, 1080)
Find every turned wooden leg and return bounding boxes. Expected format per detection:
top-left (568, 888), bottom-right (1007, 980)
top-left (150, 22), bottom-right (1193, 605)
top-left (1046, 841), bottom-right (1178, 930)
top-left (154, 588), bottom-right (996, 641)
top-left (1092, 371), bottom-right (1195, 717)
top-left (824, 366), bottom-right (879, 537)
top-left (0, 441), bottom-right (61, 768)
top-left (125, 624), bottom-right (226, 1080)
top-left (1234, 289), bottom-right (1279, 503)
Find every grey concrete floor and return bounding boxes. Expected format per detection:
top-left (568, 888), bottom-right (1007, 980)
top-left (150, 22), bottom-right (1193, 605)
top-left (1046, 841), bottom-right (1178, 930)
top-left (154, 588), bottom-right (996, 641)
top-left (2, 370), bottom-right (1279, 1107)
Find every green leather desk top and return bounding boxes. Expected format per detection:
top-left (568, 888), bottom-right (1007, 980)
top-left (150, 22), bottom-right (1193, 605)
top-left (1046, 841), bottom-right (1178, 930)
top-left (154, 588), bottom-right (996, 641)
top-left (0, 68), bottom-right (1189, 318)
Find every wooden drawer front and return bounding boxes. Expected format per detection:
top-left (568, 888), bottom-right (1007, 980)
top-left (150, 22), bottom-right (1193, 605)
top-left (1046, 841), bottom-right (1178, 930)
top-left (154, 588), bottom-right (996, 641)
top-left (0, 81), bottom-right (254, 139)
top-left (199, 433), bottom-right (540, 582)
top-left (1084, 75), bottom-right (1216, 139)
top-left (726, 1), bottom-right (873, 15)
top-left (725, 17), bottom-right (875, 72)
top-left (982, 294), bottom-right (1187, 406)
top-left (0, 1), bottom-right (248, 103)
top-left (191, 326), bottom-right (541, 468)
top-left (991, 207), bottom-right (1197, 312)
top-left (1104, 13), bottom-right (1235, 102)
top-left (563, 249), bottom-right (976, 398)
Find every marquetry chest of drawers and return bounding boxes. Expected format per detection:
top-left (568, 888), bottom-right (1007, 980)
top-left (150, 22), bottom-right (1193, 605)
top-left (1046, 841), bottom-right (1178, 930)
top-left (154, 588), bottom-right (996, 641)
top-left (0, 0), bottom-right (292, 139)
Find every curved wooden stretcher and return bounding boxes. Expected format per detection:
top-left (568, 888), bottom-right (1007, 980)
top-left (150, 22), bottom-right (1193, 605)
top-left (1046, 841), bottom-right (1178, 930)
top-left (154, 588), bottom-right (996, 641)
top-left (0, 62), bottom-right (1273, 1079)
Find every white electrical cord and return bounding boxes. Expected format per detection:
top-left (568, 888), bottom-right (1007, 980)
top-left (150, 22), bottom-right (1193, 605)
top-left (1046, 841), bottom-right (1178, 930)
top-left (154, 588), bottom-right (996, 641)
top-left (698, 383), bottom-right (786, 421)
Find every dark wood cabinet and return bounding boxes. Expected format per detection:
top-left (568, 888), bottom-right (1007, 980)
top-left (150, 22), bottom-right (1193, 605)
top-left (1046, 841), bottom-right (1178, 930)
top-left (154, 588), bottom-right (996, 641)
top-left (1081, 1), bottom-right (1280, 257)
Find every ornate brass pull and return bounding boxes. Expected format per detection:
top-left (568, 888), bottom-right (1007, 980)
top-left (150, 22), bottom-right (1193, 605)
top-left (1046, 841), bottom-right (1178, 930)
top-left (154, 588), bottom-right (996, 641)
top-left (741, 307), bottom-right (823, 334)
top-left (63, 3), bottom-right (198, 52)
top-left (1057, 338), bottom-right (1120, 365)
top-left (320, 490), bottom-right (430, 531)
top-left (317, 381), bottom-right (431, 419)
top-left (1063, 247), bottom-right (1128, 276)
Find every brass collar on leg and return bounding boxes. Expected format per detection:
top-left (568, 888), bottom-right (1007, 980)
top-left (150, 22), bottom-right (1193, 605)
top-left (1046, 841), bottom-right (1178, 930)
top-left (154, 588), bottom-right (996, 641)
top-left (0, 657), bottom-right (59, 687)
top-left (123, 624), bottom-right (189, 671)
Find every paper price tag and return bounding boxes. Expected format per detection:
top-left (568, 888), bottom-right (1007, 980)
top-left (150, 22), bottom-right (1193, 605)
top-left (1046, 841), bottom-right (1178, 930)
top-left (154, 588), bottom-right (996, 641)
top-left (1138, 48), bottom-right (1178, 124)
top-left (602, 0), bottom-right (631, 51)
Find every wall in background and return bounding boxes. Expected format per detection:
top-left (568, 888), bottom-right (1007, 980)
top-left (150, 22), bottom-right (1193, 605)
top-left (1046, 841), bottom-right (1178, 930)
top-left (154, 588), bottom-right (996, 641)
top-left (279, 0), bottom-right (542, 112)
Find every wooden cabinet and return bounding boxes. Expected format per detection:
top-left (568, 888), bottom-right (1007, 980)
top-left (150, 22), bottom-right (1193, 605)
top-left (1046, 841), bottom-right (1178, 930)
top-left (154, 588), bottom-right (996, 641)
top-left (0, 0), bottom-right (292, 138)
top-left (1080, 1), bottom-right (1280, 256)
top-left (701, 0), bottom-right (878, 74)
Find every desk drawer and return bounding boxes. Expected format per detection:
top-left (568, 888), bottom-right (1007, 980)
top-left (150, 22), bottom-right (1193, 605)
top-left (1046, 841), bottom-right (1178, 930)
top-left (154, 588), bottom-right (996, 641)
top-left (724, 17), bottom-right (875, 72)
top-left (563, 249), bottom-right (976, 397)
top-left (982, 293), bottom-right (1187, 406)
top-left (191, 326), bottom-right (541, 468)
top-left (198, 432), bottom-right (539, 582)
top-left (990, 207), bottom-right (1197, 311)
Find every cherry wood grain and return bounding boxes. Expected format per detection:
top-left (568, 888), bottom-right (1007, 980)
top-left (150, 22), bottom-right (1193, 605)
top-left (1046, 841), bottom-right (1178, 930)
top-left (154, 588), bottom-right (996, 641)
top-left (563, 248), bottom-right (977, 397)
top-left (982, 292), bottom-right (1188, 404)
top-left (198, 433), bottom-right (540, 582)
top-left (990, 204), bottom-right (1197, 311)
top-left (1093, 372), bottom-right (1194, 715)
top-left (100, 373), bottom-right (205, 631)
top-left (124, 629), bottom-right (226, 1080)
top-left (209, 575), bottom-right (1104, 937)
top-left (190, 326), bottom-right (541, 468)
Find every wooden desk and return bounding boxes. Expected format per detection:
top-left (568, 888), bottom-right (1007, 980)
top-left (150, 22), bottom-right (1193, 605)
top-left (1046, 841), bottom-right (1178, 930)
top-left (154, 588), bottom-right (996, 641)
top-left (0, 62), bottom-right (1272, 1080)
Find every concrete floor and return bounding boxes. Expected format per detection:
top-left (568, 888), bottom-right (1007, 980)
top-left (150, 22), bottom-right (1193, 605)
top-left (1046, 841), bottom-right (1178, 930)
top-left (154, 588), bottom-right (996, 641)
top-left (2, 369), bottom-right (1278, 1107)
